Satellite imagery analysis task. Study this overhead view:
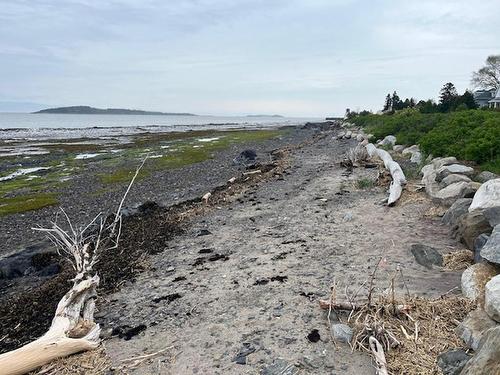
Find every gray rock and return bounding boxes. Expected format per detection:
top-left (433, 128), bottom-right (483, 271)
top-left (484, 206), bottom-right (500, 227)
top-left (410, 244), bottom-right (443, 269)
top-left (330, 323), bottom-right (353, 344)
top-left (469, 178), bottom-right (500, 212)
top-left (378, 135), bottom-right (396, 147)
top-left (402, 144), bottom-right (419, 155)
top-left (485, 275), bottom-right (500, 322)
top-left (393, 145), bottom-right (405, 153)
top-left (421, 164), bottom-right (440, 196)
top-left (442, 198), bottom-right (472, 226)
top-left (436, 164), bottom-right (475, 182)
top-left (433, 182), bottom-right (479, 207)
top-left (441, 174), bottom-right (472, 187)
top-left (356, 134), bottom-right (364, 142)
top-left (481, 225), bottom-right (500, 265)
top-left (345, 131), bottom-right (352, 139)
top-left (456, 211), bottom-right (492, 250)
top-left (402, 145), bottom-right (422, 164)
top-left (456, 308), bottom-right (498, 350)
top-left (473, 234), bottom-right (489, 263)
top-left (410, 151), bottom-right (422, 164)
top-left (432, 156), bottom-right (458, 170)
top-left (342, 212), bottom-right (353, 222)
top-left (437, 349), bottom-right (471, 375)
top-left (261, 359), bottom-right (299, 375)
top-left (461, 263), bottom-right (497, 301)
top-left (461, 326), bottom-right (500, 375)
top-left (476, 171), bottom-right (498, 183)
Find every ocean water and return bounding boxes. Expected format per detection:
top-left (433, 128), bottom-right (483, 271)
top-left (0, 113), bottom-right (320, 140)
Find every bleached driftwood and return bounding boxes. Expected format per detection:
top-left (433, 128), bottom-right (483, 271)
top-left (0, 159), bottom-right (147, 375)
top-left (369, 336), bottom-right (388, 375)
top-left (366, 143), bottom-right (406, 205)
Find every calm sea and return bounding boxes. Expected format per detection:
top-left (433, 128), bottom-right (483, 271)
top-left (0, 113), bottom-right (320, 140)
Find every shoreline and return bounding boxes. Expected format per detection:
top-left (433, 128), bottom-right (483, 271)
top-left (0, 122), bottom-right (472, 374)
top-left (0, 125), bottom-right (319, 258)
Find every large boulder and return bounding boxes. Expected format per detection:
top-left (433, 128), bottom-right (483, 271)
top-left (460, 326), bottom-right (500, 375)
top-left (476, 171), bottom-right (498, 183)
top-left (432, 182), bottom-right (479, 207)
top-left (485, 275), bottom-right (500, 322)
top-left (378, 135), bottom-right (396, 147)
top-left (461, 263), bottom-right (498, 302)
top-left (469, 178), bottom-right (500, 212)
top-left (456, 308), bottom-right (498, 350)
top-left (432, 156), bottom-right (457, 170)
top-left (436, 164), bottom-right (475, 182)
top-left (442, 198), bottom-right (473, 226)
top-left (437, 350), bottom-right (471, 375)
top-left (393, 145), bottom-right (405, 153)
top-left (441, 174), bottom-right (472, 187)
top-left (456, 211), bottom-right (493, 250)
top-left (481, 225), bottom-right (500, 265)
top-left (484, 207), bottom-right (500, 227)
top-left (473, 234), bottom-right (489, 263)
top-left (421, 164), bottom-right (440, 196)
top-left (402, 145), bottom-right (422, 164)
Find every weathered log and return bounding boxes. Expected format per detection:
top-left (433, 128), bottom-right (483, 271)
top-left (319, 300), bottom-right (411, 313)
top-left (365, 143), bottom-right (406, 205)
top-left (369, 336), bottom-right (388, 375)
top-left (0, 159), bottom-right (147, 375)
top-left (0, 276), bottom-right (100, 375)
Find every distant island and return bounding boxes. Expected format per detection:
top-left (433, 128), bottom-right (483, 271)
top-left (34, 106), bottom-right (196, 116)
top-left (245, 114), bottom-right (283, 118)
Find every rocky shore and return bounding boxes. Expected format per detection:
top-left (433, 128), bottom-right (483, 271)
top-left (1, 121), bottom-right (499, 374)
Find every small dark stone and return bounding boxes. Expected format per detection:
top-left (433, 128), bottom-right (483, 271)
top-left (113, 324), bottom-right (147, 340)
top-left (152, 293), bottom-right (182, 303)
top-left (437, 349), bottom-right (471, 375)
top-left (196, 229), bottom-right (212, 237)
top-left (233, 342), bottom-right (256, 365)
top-left (270, 275), bottom-right (288, 283)
top-left (208, 253), bottom-right (229, 262)
top-left (307, 329), bottom-right (320, 343)
top-left (261, 358), bottom-right (299, 375)
top-left (198, 248), bottom-right (213, 254)
top-left (254, 278), bottom-right (270, 286)
top-left (410, 244), bottom-right (443, 269)
top-left (172, 276), bottom-right (187, 282)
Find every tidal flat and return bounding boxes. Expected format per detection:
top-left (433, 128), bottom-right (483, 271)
top-left (0, 126), bottom-right (314, 256)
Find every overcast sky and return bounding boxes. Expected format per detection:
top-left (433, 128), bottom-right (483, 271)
top-left (0, 0), bottom-right (499, 116)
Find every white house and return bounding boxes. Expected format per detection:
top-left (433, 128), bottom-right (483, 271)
top-left (488, 87), bottom-right (500, 109)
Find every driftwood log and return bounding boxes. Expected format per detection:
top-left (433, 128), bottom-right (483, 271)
top-left (365, 143), bottom-right (406, 205)
top-left (0, 159), bottom-right (147, 375)
top-left (369, 336), bottom-right (389, 375)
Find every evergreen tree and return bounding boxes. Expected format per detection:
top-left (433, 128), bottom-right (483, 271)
top-left (391, 91), bottom-right (403, 110)
top-left (383, 94), bottom-right (392, 112)
top-left (439, 82), bottom-right (458, 112)
top-left (460, 90), bottom-right (478, 110)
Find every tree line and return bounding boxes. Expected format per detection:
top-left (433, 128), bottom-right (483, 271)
top-left (346, 54), bottom-right (499, 119)
top-left (382, 83), bottom-right (477, 114)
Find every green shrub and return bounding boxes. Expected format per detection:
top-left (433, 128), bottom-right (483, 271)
top-left (352, 110), bottom-right (500, 173)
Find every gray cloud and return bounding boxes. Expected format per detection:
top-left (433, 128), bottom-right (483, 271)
top-left (1, 0), bottom-right (499, 116)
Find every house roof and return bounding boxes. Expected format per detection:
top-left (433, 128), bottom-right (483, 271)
top-left (488, 88), bottom-right (500, 103)
top-left (474, 89), bottom-right (495, 100)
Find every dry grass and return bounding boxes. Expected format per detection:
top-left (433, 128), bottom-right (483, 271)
top-left (443, 250), bottom-right (474, 271)
top-left (348, 295), bottom-right (475, 375)
top-left (33, 347), bottom-right (111, 375)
